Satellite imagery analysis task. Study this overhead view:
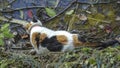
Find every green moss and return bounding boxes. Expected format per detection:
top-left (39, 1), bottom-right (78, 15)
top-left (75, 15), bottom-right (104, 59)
top-left (87, 13), bottom-right (105, 26)
top-left (89, 57), bottom-right (96, 65)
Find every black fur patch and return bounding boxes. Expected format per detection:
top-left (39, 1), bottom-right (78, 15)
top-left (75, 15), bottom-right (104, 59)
top-left (41, 37), bottom-right (49, 47)
top-left (47, 36), bottom-right (63, 51)
top-left (78, 35), bottom-right (86, 43)
top-left (35, 33), bottom-right (40, 49)
top-left (32, 17), bottom-right (38, 22)
top-left (41, 36), bottom-right (63, 52)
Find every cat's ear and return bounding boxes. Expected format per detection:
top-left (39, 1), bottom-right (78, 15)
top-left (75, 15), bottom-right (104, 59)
top-left (32, 16), bottom-right (38, 22)
top-left (37, 19), bottom-right (42, 26)
top-left (31, 17), bottom-right (42, 26)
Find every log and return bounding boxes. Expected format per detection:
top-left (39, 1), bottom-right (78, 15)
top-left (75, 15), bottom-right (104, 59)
top-left (0, 16), bottom-right (28, 25)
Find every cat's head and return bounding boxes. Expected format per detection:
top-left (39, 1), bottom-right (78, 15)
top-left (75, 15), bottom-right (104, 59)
top-left (30, 17), bottom-right (42, 26)
top-left (25, 17), bottom-right (42, 31)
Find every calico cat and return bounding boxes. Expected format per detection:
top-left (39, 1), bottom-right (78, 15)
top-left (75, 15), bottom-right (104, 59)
top-left (26, 18), bottom-right (120, 54)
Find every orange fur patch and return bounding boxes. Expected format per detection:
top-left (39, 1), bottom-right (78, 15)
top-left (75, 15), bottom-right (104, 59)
top-left (31, 32), bottom-right (47, 49)
top-left (39, 33), bottom-right (47, 43)
top-left (73, 35), bottom-right (84, 47)
top-left (56, 35), bottom-right (68, 45)
top-left (25, 23), bottom-right (32, 30)
top-left (31, 32), bottom-right (39, 49)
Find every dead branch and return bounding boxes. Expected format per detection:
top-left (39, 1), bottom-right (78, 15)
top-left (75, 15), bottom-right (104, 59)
top-left (0, 16), bottom-right (28, 25)
top-left (0, 6), bottom-right (45, 13)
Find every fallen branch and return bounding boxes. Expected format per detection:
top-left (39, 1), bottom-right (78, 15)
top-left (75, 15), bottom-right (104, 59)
top-left (0, 16), bottom-right (28, 25)
top-left (11, 47), bottom-right (32, 50)
top-left (0, 6), bottom-right (45, 13)
top-left (44, 0), bottom-right (76, 23)
top-left (88, 17), bottom-right (111, 23)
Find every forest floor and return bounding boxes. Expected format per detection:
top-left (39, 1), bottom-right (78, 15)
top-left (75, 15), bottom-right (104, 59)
top-left (0, 45), bottom-right (120, 68)
top-left (0, 1), bottom-right (120, 68)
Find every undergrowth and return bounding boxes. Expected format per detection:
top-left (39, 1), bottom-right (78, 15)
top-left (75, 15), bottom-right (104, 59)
top-left (0, 46), bottom-right (120, 68)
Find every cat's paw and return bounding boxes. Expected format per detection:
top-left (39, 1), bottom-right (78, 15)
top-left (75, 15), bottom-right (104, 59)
top-left (29, 49), bottom-right (36, 55)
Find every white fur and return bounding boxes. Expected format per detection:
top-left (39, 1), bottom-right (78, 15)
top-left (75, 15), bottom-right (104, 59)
top-left (30, 20), bottom-right (42, 26)
top-left (49, 31), bottom-right (75, 52)
top-left (29, 19), bottom-right (75, 54)
top-left (30, 26), bottom-right (75, 53)
top-left (30, 26), bottom-right (54, 54)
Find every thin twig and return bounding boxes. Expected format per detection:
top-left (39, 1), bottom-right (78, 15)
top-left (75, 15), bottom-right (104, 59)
top-left (0, 6), bottom-right (45, 13)
top-left (44, 0), bottom-right (76, 23)
top-left (55, 0), bottom-right (60, 8)
top-left (0, 16), bottom-right (28, 25)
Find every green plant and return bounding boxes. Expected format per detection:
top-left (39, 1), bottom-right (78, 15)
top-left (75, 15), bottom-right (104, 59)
top-left (45, 7), bottom-right (56, 17)
top-left (0, 23), bottom-right (14, 46)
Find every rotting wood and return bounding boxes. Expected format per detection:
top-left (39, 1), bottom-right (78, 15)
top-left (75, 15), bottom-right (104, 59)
top-left (0, 16), bottom-right (28, 25)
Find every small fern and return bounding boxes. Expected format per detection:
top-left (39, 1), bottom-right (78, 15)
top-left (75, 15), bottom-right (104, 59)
top-left (0, 23), bottom-right (14, 46)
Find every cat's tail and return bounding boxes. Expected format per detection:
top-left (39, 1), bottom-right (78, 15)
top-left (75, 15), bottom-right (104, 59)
top-left (73, 34), bottom-right (119, 48)
top-left (97, 39), bottom-right (118, 48)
